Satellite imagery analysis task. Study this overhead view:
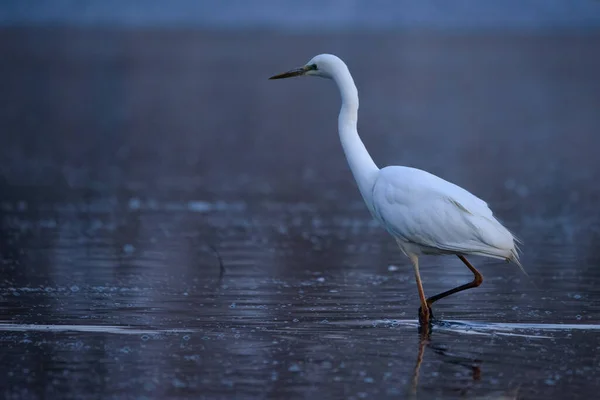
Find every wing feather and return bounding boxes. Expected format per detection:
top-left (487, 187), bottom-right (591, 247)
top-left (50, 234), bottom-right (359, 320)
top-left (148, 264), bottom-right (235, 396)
top-left (371, 166), bottom-right (517, 259)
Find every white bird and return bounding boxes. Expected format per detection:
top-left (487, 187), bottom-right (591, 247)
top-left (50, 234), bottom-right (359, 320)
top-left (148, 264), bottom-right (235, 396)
top-left (270, 54), bottom-right (523, 325)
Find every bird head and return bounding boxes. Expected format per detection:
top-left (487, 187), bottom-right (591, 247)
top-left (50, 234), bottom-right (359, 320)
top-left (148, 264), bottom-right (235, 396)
top-left (269, 54), bottom-right (344, 80)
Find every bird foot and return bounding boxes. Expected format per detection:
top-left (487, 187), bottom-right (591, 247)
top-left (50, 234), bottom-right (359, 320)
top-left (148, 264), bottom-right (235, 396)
top-left (418, 305), bottom-right (434, 326)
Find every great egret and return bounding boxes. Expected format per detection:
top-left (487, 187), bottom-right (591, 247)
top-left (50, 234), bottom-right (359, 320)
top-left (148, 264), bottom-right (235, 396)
top-left (269, 54), bottom-right (523, 325)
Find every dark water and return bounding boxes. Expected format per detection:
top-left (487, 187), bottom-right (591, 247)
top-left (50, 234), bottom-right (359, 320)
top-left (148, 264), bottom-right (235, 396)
top-left (1, 29), bottom-right (600, 399)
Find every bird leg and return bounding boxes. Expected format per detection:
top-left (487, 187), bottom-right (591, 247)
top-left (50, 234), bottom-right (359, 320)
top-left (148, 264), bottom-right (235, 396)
top-left (409, 254), bottom-right (431, 326)
top-left (425, 255), bottom-right (483, 308)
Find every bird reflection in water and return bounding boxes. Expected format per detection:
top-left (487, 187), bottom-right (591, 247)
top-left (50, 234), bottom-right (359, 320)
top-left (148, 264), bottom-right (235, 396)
top-left (409, 327), bottom-right (519, 399)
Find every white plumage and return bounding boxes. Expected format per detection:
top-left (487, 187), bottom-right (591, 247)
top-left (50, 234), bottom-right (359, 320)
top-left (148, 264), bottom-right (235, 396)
top-left (270, 53), bottom-right (523, 324)
top-left (372, 166), bottom-right (521, 264)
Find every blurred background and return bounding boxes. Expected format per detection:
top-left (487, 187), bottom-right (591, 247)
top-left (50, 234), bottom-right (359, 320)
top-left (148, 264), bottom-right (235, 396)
top-left (1, 1), bottom-right (600, 399)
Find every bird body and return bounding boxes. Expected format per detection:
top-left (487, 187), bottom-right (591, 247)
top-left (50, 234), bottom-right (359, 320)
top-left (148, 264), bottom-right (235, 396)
top-left (270, 54), bottom-right (522, 324)
top-left (372, 166), bottom-right (519, 262)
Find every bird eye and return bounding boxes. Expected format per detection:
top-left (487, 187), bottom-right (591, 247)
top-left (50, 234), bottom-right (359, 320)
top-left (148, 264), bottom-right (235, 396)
top-left (309, 64), bottom-right (318, 71)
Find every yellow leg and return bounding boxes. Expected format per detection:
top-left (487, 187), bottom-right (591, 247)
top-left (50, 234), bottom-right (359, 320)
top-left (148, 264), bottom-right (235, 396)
top-left (409, 254), bottom-right (430, 325)
top-left (425, 255), bottom-right (483, 307)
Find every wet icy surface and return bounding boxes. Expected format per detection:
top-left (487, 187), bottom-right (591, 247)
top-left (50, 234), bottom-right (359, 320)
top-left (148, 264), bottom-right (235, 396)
top-left (1, 29), bottom-right (600, 399)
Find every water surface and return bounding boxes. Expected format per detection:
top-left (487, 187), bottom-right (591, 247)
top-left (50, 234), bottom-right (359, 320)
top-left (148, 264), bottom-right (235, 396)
top-left (1, 29), bottom-right (599, 399)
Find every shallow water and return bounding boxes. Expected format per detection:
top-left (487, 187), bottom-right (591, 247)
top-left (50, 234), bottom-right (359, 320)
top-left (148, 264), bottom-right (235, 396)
top-left (1, 29), bottom-right (600, 399)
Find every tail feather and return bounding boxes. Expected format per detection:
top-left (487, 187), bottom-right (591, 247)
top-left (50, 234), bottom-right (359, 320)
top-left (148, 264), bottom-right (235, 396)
top-left (509, 241), bottom-right (527, 276)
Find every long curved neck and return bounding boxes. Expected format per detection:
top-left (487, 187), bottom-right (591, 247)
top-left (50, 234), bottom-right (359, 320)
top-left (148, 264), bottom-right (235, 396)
top-left (333, 66), bottom-right (379, 209)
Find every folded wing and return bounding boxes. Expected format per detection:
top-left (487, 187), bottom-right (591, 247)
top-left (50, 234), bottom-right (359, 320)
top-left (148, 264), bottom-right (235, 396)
top-left (372, 166), bottom-right (518, 260)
